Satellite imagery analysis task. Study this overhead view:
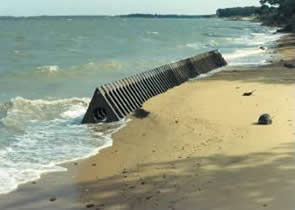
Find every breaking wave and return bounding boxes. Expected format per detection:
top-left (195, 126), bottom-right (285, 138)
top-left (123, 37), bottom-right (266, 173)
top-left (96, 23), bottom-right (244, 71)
top-left (0, 97), bottom-right (128, 194)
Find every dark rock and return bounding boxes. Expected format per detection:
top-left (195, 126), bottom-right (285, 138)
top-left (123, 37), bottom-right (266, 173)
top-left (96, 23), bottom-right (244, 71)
top-left (49, 197), bottom-right (56, 202)
top-left (86, 203), bottom-right (95, 208)
top-left (92, 163), bottom-right (96, 167)
top-left (284, 63), bottom-right (295, 68)
top-left (74, 162), bottom-right (78, 166)
top-left (260, 46), bottom-right (266, 50)
top-left (32, 181), bottom-right (36, 184)
top-left (243, 90), bottom-right (256, 96)
top-left (133, 108), bottom-right (150, 119)
top-left (146, 196), bottom-right (153, 200)
top-left (258, 114), bottom-right (272, 125)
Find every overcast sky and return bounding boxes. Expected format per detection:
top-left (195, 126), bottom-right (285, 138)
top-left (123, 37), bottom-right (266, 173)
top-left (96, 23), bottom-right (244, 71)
top-left (1, 0), bottom-right (260, 16)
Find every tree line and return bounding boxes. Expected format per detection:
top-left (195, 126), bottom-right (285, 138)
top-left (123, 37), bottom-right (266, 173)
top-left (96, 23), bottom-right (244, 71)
top-left (216, 7), bottom-right (259, 18)
top-left (258, 0), bottom-right (295, 32)
top-left (216, 0), bottom-right (295, 32)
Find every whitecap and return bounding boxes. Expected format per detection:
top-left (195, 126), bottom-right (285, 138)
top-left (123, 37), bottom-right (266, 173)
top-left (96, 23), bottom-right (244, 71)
top-left (0, 96), bottom-right (129, 195)
top-left (36, 65), bottom-right (60, 73)
top-left (146, 31), bottom-right (159, 35)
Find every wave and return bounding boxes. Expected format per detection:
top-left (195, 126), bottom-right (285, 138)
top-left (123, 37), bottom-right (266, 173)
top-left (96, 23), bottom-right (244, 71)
top-left (0, 96), bottom-right (129, 194)
top-left (223, 48), bottom-right (264, 61)
top-left (146, 31), bottom-right (159, 35)
top-left (4, 60), bottom-right (125, 80)
top-left (36, 65), bottom-right (60, 73)
top-left (0, 97), bottom-right (90, 130)
top-left (185, 42), bottom-right (200, 49)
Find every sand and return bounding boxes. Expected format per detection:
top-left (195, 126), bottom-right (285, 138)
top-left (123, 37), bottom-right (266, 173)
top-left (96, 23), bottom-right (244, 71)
top-left (0, 34), bottom-right (295, 210)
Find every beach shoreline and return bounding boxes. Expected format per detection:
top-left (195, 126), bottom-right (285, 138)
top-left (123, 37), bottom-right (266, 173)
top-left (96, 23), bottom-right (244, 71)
top-left (0, 33), bottom-right (295, 209)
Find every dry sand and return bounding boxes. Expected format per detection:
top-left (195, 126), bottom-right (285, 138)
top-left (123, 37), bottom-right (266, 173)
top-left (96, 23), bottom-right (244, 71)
top-left (0, 34), bottom-right (295, 210)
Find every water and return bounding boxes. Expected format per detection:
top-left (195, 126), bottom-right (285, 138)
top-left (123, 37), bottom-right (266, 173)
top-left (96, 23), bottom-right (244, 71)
top-left (0, 16), bottom-right (281, 194)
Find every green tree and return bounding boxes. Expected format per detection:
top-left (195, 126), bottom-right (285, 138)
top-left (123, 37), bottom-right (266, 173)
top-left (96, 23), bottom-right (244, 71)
top-left (259, 0), bottom-right (295, 31)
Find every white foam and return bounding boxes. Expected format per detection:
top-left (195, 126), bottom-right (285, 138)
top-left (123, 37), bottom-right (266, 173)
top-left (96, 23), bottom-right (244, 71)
top-left (185, 42), bottom-right (200, 49)
top-left (0, 96), bottom-right (130, 195)
top-left (60, 104), bottom-right (88, 119)
top-left (37, 65), bottom-right (60, 73)
top-left (147, 31), bottom-right (159, 35)
top-left (224, 48), bottom-right (264, 61)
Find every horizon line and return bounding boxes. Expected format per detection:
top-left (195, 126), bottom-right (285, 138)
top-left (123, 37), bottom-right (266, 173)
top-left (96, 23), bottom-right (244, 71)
top-left (0, 13), bottom-right (217, 18)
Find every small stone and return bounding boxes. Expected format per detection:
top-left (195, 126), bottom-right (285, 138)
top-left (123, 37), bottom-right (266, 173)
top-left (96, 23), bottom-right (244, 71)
top-left (175, 120), bottom-right (179, 124)
top-left (263, 204), bottom-right (268, 207)
top-left (243, 90), bottom-right (256, 96)
top-left (260, 46), bottom-right (266, 50)
top-left (32, 181), bottom-right (36, 184)
top-left (86, 203), bottom-right (95, 208)
top-left (49, 197), bottom-right (56, 202)
top-left (146, 196), bottom-right (153, 200)
top-left (92, 163), bottom-right (96, 167)
top-left (258, 113), bottom-right (272, 125)
top-left (141, 181), bottom-right (145, 185)
top-left (74, 162), bottom-right (78, 166)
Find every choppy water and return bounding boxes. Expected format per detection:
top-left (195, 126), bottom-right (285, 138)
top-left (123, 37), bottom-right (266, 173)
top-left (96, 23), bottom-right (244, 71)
top-left (0, 16), bottom-right (281, 194)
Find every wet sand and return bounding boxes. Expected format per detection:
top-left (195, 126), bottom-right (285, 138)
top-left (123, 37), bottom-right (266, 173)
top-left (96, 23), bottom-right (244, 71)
top-left (0, 34), bottom-right (295, 210)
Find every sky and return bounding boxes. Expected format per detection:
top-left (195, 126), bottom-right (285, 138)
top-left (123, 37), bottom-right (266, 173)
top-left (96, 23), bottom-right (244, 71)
top-left (0, 0), bottom-right (260, 16)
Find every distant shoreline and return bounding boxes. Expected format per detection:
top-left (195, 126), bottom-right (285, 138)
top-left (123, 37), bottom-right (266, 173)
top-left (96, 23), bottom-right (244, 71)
top-left (0, 14), bottom-right (216, 19)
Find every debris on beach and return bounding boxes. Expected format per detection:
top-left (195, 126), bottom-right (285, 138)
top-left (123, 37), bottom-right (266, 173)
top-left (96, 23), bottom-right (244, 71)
top-left (243, 90), bottom-right (256, 96)
top-left (258, 113), bottom-right (272, 125)
top-left (49, 197), bottom-right (56, 202)
top-left (133, 108), bottom-right (150, 119)
top-left (284, 63), bottom-right (295, 68)
top-left (260, 46), bottom-right (266, 50)
top-left (85, 203), bottom-right (95, 208)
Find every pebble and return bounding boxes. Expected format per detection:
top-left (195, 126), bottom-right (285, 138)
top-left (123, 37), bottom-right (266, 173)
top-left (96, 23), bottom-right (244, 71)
top-left (146, 196), bottom-right (153, 200)
top-left (49, 197), bottom-right (56, 202)
top-left (86, 203), bottom-right (95, 208)
top-left (258, 113), bottom-right (272, 125)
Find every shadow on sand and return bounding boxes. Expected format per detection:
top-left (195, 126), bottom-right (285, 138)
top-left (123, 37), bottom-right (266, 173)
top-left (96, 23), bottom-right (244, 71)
top-left (1, 143), bottom-right (295, 210)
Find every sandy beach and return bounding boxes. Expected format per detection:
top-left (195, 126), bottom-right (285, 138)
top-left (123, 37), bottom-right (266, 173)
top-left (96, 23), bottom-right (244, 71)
top-left (1, 34), bottom-right (295, 210)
